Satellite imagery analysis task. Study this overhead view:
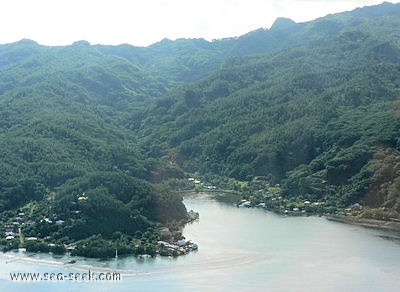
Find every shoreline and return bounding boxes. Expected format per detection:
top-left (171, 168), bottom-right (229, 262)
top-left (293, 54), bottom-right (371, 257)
top-left (184, 190), bottom-right (400, 234)
top-left (326, 215), bottom-right (400, 232)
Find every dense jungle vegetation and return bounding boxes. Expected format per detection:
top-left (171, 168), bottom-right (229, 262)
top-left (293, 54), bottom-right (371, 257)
top-left (1, 2), bottom-right (400, 256)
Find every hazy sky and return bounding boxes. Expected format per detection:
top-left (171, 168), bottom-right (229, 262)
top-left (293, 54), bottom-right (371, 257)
top-left (0, 0), bottom-right (395, 47)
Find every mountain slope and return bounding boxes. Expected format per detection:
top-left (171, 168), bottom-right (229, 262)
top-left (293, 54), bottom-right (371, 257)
top-left (0, 40), bottom-right (186, 252)
top-left (95, 2), bottom-right (400, 83)
top-left (1, 2), bottom-right (400, 253)
top-left (138, 2), bottom-right (400, 215)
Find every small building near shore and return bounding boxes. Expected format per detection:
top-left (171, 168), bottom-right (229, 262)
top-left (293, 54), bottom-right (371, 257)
top-left (160, 227), bottom-right (172, 240)
top-left (26, 237), bottom-right (38, 241)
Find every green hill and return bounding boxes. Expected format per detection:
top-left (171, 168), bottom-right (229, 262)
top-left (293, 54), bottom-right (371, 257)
top-left (1, 2), bottom-right (400, 255)
top-left (0, 39), bottom-right (186, 256)
top-left (139, 2), bottom-right (400, 216)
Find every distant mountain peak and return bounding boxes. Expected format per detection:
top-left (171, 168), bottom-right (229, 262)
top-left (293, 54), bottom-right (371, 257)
top-left (14, 39), bottom-right (39, 46)
top-left (72, 40), bottom-right (91, 46)
top-left (270, 17), bottom-right (297, 31)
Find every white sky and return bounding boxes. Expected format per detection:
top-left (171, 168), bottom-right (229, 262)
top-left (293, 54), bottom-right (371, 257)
top-left (0, 0), bottom-right (396, 47)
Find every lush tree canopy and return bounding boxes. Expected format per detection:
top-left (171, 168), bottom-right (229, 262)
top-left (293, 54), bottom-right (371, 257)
top-left (1, 2), bottom-right (400, 254)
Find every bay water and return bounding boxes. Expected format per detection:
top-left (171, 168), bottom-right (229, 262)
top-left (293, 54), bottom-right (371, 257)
top-left (1, 192), bottom-right (400, 291)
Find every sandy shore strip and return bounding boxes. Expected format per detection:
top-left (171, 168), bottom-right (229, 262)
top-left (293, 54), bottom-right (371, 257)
top-left (327, 215), bottom-right (400, 232)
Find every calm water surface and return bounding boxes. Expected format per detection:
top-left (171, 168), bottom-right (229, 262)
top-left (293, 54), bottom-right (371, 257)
top-left (1, 192), bottom-right (400, 291)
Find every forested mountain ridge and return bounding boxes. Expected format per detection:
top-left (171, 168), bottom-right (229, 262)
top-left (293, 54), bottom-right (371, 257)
top-left (139, 1), bottom-right (400, 217)
top-left (95, 1), bottom-right (400, 82)
top-left (1, 1), bottom-right (400, 255)
top-left (0, 39), bottom-right (186, 256)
